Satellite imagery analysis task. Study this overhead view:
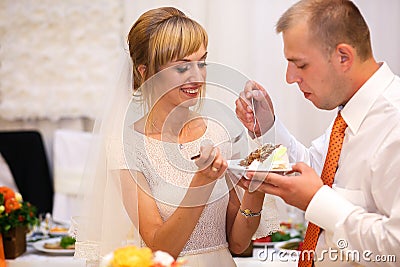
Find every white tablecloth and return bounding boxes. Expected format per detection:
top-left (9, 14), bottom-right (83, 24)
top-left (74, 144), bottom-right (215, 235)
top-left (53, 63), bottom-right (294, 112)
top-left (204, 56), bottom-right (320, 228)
top-left (6, 246), bottom-right (85, 267)
top-left (234, 246), bottom-right (298, 267)
top-left (7, 245), bottom-right (297, 267)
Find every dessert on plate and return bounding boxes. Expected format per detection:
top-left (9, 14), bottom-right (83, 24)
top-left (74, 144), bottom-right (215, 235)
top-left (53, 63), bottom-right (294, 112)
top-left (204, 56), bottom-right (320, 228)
top-left (49, 226), bottom-right (69, 237)
top-left (43, 236), bottom-right (76, 250)
top-left (240, 144), bottom-right (290, 170)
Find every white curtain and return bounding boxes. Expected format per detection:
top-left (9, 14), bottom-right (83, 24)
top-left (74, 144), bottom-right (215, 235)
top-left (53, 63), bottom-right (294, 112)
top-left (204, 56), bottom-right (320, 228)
top-left (0, 0), bottom-right (124, 121)
top-left (125, 0), bottom-right (400, 146)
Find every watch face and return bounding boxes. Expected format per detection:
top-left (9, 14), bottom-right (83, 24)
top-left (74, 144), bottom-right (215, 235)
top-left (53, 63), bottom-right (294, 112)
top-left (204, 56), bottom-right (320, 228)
top-left (244, 209), bottom-right (252, 215)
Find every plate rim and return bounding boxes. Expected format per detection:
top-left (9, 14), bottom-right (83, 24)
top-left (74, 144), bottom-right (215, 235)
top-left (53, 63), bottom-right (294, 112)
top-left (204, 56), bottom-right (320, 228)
top-left (32, 237), bottom-right (75, 254)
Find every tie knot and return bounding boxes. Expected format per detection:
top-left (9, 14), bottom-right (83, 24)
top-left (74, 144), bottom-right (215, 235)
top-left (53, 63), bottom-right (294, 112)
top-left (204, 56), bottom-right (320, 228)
top-left (333, 113), bottom-right (347, 134)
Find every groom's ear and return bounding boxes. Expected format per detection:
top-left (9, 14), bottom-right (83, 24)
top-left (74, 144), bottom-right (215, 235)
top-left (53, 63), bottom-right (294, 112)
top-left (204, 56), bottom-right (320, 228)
top-left (335, 44), bottom-right (353, 72)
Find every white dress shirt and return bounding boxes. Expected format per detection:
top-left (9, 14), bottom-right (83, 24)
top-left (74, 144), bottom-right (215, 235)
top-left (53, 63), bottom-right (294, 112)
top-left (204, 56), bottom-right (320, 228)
top-left (269, 62), bottom-right (400, 266)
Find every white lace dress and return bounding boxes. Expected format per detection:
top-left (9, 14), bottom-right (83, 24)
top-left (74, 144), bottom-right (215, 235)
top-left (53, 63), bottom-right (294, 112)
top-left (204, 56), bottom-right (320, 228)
top-left (122, 120), bottom-right (279, 266)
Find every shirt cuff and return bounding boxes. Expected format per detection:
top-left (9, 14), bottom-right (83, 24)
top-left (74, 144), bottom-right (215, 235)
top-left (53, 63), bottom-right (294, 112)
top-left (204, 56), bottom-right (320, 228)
top-left (305, 185), bottom-right (357, 232)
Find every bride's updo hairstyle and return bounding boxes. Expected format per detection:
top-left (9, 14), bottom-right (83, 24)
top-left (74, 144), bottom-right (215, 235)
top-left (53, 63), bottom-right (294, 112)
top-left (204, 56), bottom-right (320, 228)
top-left (127, 7), bottom-right (208, 109)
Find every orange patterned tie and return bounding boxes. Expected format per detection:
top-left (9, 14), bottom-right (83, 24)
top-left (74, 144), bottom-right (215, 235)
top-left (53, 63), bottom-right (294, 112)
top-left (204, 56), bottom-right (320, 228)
top-left (298, 112), bottom-right (347, 267)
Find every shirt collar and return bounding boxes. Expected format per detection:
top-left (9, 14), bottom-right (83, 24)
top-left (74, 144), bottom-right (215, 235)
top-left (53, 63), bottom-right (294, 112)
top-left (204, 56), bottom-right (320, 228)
top-left (341, 62), bottom-right (395, 135)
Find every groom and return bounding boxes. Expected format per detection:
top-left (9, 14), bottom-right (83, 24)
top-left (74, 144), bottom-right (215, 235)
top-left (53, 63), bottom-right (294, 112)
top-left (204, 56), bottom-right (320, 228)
top-left (235, 0), bottom-right (400, 266)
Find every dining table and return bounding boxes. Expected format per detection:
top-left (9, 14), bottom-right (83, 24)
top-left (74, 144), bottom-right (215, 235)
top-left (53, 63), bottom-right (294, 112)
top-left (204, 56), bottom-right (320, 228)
top-left (234, 245), bottom-right (298, 267)
top-left (6, 245), bottom-right (85, 267)
top-left (6, 244), bottom-right (298, 267)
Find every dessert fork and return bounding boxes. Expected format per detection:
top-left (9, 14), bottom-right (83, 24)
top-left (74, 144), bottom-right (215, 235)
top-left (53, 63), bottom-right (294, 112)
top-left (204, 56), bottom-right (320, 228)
top-left (190, 130), bottom-right (244, 160)
top-left (251, 96), bottom-right (262, 146)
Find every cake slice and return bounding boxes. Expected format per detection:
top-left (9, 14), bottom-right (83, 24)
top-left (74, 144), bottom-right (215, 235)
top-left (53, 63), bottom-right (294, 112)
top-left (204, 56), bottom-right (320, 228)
top-left (240, 144), bottom-right (290, 170)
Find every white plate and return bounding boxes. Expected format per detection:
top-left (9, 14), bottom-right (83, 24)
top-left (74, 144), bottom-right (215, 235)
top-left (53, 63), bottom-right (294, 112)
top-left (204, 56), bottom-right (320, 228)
top-left (49, 225), bottom-right (70, 237)
top-left (33, 237), bottom-right (75, 255)
top-left (49, 231), bottom-right (69, 237)
top-left (274, 238), bottom-right (302, 256)
top-left (228, 159), bottom-right (293, 173)
top-left (253, 240), bottom-right (279, 247)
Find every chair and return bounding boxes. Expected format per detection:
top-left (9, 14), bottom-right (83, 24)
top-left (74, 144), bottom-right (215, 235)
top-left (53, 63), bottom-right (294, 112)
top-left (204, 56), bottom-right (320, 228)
top-left (52, 129), bottom-right (92, 223)
top-left (0, 152), bottom-right (18, 192)
top-left (0, 131), bottom-right (54, 215)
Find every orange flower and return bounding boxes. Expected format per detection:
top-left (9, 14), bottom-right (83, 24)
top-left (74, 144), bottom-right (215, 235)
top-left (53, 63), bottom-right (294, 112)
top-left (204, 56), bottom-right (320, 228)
top-left (5, 198), bottom-right (22, 213)
top-left (0, 186), bottom-right (15, 201)
top-left (0, 186), bottom-right (38, 234)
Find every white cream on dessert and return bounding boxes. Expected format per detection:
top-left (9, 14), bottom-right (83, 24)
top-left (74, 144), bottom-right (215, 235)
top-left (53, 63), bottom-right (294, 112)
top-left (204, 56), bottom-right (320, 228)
top-left (247, 145), bottom-right (290, 170)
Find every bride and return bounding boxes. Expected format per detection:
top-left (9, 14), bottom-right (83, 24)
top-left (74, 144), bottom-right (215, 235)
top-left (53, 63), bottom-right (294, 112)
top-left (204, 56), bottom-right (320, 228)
top-left (74, 6), bottom-right (279, 267)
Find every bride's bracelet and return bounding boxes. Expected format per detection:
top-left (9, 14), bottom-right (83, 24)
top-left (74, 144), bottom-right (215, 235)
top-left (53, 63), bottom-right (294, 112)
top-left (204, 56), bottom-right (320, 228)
top-left (239, 207), bottom-right (262, 217)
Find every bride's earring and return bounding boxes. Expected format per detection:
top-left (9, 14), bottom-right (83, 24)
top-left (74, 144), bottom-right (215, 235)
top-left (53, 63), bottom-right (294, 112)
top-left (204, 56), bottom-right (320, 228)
top-left (138, 64), bottom-right (147, 79)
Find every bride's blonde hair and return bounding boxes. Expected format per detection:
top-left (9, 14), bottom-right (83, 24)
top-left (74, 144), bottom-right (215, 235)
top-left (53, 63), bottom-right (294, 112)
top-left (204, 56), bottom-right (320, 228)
top-left (127, 7), bottom-right (208, 111)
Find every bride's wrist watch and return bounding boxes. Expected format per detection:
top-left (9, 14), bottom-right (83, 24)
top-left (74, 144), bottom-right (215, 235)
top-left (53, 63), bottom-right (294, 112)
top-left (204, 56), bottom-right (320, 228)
top-left (240, 207), bottom-right (262, 217)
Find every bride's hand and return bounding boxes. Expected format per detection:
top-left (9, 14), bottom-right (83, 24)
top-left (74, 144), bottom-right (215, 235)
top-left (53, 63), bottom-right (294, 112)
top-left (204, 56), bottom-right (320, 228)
top-left (195, 143), bottom-right (227, 180)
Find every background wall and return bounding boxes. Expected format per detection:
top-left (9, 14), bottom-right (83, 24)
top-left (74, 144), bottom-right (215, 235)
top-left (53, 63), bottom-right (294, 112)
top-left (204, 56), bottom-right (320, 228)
top-left (0, 0), bottom-right (124, 120)
top-left (1, 0), bottom-right (399, 169)
top-left (126, 0), bottom-right (400, 145)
